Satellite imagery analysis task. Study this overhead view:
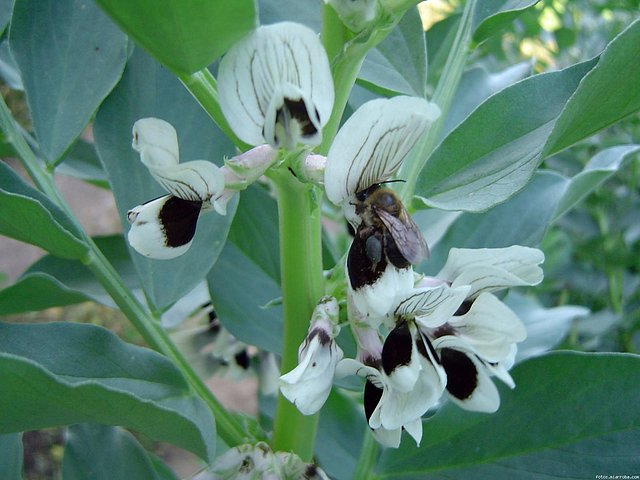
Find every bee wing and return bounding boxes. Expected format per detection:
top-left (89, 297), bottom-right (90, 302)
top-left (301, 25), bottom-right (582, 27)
top-left (376, 207), bottom-right (429, 265)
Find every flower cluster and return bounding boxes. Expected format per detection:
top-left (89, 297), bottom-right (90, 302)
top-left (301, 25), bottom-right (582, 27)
top-left (126, 22), bottom-right (332, 259)
top-left (278, 84), bottom-right (544, 448)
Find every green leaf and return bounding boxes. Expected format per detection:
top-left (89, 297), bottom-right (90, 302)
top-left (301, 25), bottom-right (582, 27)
top-left (258, 0), bottom-right (321, 29)
top-left (426, 13), bottom-right (460, 88)
top-left (95, 0), bottom-right (257, 74)
top-left (376, 352), bottom-right (640, 477)
top-left (0, 433), bottom-right (23, 480)
top-left (56, 139), bottom-right (110, 189)
top-left (0, 321), bottom-right (216, 462)
top-left (63, 424), bottom-right (178, 480)
top-left (208, 186), bottom-right (283, 353)
top-left (551, 144), bottom-right (640, 222)
top-left (9, 0), bottom-right (128, 164)
top-left (0, 0), bottom-right (13, 36)
top-left (94, 48), bottom-right (237, 310)
top-left (472, 0), bottom-right (539, 44)
top-left (0, 162), bottom-right (88, 259)
top-left (0, 272), bottom-right (89, 315)
top-left (423, 171), bottom-right (567, 275)
top-left (415, 58), bottom-right (597, 212)
top-left (440, 62), bottom-right (531, 141)
top-left (544, 19), bottom-right (640, 156)
top-left (358, 7), bottom-right (427, 97)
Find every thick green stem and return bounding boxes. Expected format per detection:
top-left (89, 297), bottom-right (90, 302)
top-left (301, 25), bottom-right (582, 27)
top-left (270, 169), bottom-right (325, 460)
top-left (400, 0), bottom-right (476, 202)
top-left (353, 431), bottom-right (380, 480)
top-left (178, 69), bottom-right (251, 151)
top-left (0, 93), bottom-right (247, 447)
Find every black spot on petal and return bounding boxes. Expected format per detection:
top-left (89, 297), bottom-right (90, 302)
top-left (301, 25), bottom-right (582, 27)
top-left (382, 321), bottom-right (413, 376)
top-left (283, 97), bottom-right (317, 137)
top-left (454, 299), bottom-right (474, 316)
top-left (440, 348), bottom-right (477, 400)
top-left (364, 379), bottom-right (383, 424)
top-left (234, 350), bottom-right (250, 370)
top-left (159, 196), bottom-right (202, 247)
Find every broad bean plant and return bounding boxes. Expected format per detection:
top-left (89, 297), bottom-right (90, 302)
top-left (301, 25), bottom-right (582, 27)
top-left (1, 0), bottom-right (639, 478)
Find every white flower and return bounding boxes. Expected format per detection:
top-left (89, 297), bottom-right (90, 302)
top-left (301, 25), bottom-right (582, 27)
top-left (218, 22), bottom-right (334, 149)
top-left (324, 95), bottom-right (440, 224)
top-left (279, 297), bottom-right (343, 415)
top-left (338, 322), bottom-right (446, 447)
top-left (127, 118), bottom-right (225, 259)
top-left (436, 246), bottom-right (545, 299)
top-left (428, 293), bottom-right (526, 413)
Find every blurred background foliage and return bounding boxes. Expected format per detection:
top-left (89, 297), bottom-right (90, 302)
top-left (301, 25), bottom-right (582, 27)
top-left (421, 0), bottom-right (640, 355)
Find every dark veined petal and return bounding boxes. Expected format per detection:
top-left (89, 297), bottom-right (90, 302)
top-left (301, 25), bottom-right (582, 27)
top-left (218, 22), bottom-right (334, 148)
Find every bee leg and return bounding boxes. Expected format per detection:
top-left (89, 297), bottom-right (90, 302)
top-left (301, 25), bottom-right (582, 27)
top-left (365, 233), bottom-right (383, 269)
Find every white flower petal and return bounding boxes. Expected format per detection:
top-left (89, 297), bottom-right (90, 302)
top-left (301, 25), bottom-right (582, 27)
top-left (146, 159), bottom-right (224, 203)
top-left (127, 195), bottom-right (201, 259)
top-left (438, 246), bottom-right (544, 297)
top-left (349, 263), bottom-right (414, 320)
top-left (218, 22), bottom-right (334, 148)
top-left (335, 358), bottom-right (378, 380)
top-left (381, 322), bottom-right (421, 393)
top-left (132, 118), bottom-right (179, 166)
top-left (403, 417), bottom-right (423, 446)
top-left (372, 427), bottom-right (402, 448)
top-left (279, 329), bottom-right (343, 415)
top-left (434, 340), bottom-right (501, 413)
top-left (324, 96), bottom-right (440, 205)
top-left (394, 284), bottom-right (471, 328)
top-left (448, 293), bottom-right (527, 362)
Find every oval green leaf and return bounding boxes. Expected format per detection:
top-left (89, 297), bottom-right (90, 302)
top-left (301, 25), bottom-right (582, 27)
top-left (9, 0), bottom-right (128, 165)
top-left (0, 162), bottom-right (87, 259)
top-left (377, 352), bottom-right (640, 477)
top-left (0, 321), bottom-right (216, 462)
top-left (543, 19), bottom-right (640, 156)
top-left (415, 58), bottom-right (597, 212)
top-left (472, 0), bottom-right (539, 44)
top-left (95, 0), bottom-right (257, 74)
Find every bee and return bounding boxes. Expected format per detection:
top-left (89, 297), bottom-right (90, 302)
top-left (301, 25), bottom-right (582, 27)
top-left (347, 183), bottom-right (429, 291)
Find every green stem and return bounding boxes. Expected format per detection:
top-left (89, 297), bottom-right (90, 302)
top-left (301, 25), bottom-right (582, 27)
top-left (0, 93), bottom-right (247, 447)
top-left (178, 69), bottom-right (251, 151)
top-left (400, 0), bottom-right (476, 202)
top-left (270, 169), bottom-right (325, 460)
top-left (319, 14), bottom-right (402, 155)
top-left (352, 431), bottom-right (380, 480)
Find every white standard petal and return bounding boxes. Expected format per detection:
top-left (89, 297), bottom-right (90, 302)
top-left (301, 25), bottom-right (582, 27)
top-left (127, 195), bottom-right (202, 260)
top-left (350, 263), bottom-right (414, 321)
top-left (147, 159), bottom-right (225, 203)
top-left (394, 284), bottom-right (471, 329)
top-left (132, 118), bottom-right (179, 166)
top-left (279, 333), bottom-right (343, 415)
top-left (438, 246), bottom-right (545, 297)
top-left (448, 293), bottom-right (527, 363)
top-left (324, 96), bottom-right (440, 206)
top-left (218, 22), bottom-right (334, 148)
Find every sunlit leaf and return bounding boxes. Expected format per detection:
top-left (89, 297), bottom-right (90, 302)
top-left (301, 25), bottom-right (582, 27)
top-left (95, 0), bottom-right (257, 74)
top-left (473, 0), bottom-right (539, 44)
top-left (415, 58), bottom-right (597, 212)
top-left (544, 19), bottom-right (640, 156)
